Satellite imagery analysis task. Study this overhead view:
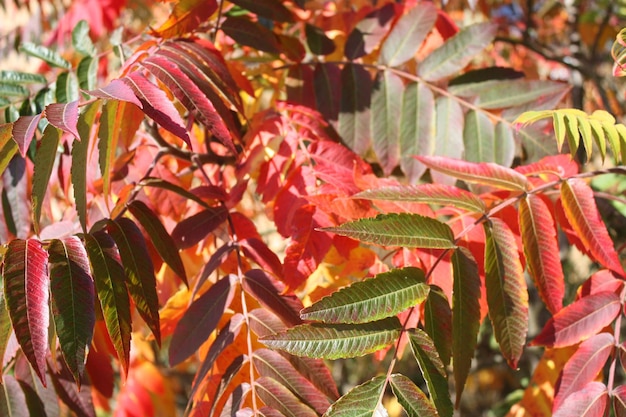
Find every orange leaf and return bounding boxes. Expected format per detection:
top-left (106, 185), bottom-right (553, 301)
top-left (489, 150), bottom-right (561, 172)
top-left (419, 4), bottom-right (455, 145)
top-left (153, 0), bottom-right (218, 38)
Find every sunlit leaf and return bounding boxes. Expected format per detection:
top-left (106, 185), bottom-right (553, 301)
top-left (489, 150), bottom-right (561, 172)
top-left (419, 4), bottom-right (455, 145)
top-left (449, 80), bottom-right (569, 109)
top-left (0, 71), bottom-right (46, 85)
top-left (532, 291), bottom-right (620, 348)
top-left (31, 125), bottom-right (60, 235)
top-left (338, 63), bottom-right (372, 155)
top-left (0, 124), bottom-right (17, 177)
top-left (262, 317), bottom-right (401, 359)
top-left (553, 381), bottom-right (607, 417)
top-left (256, 376), bottom-right (318, 417)
top-left (301, 267), bottom-right (429, 324)
top-left (325, 213), bottom-right (455, 249)
top-left (613, 385), bottom-right (626, 417)
top-left (380, 3), bottom-right (437, 66)
top-left (86, 79), bottom-right (142, 108)
top-left (154, 0), bottom-right (218, 38)
top-left (71, 20), bottom-right (96, 56)
top-left (3, 239), bottom-right (49, 384)
top-left (323, 376), bottom-right (385, 417)
top-left (229, 0), bottom-right (294, 22)
top-left (463, 110), bottom-right (494, 163)
top-left (484, 218), bottom-right (528, 368)
top-left (171, 206), bottom-right (229, 249)
top-left (18, 42), bottom-right (71, 69)
top-left (345, 3), bottom-right (395, 60)
top-left (12, 114), bottom-right (42, 157)
top-left (371, 71), bottom-right (403, 175)
top-left (389, 374), bottom-right (439, 417)
top-left (399, 82), bottom-right (435, 182)
top-left (48, 237), bottom-right (95, 385)
top-left (72, 101), bottom-right (99, 233)
top-left (44, 101), bottom-right (80, 139)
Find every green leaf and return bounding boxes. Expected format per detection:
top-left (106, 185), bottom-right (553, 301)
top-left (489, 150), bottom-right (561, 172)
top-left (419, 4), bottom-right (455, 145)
top-left (71, 20), bottom-right (96, 56)
top-left (418, 22), bottom-right (497, 82)
top-left (389, 374), bottom-right (439, 417)
top-left (338, 63), bottom-right (372, 155)
top-left (0, 71), bottom-right (46, 85)
top-left (424, 287), bottom-right (452, 366)
top-left (55, 72), bottom-right (79, 103)
top-left (463, 110), bottom-right (495, 163)
top-left (494, 122), bottom-right (515, 167)
top-left (0, 123), bottom-right (17, 177)
top-left (379, 3), bottom-right (438, 67)
top-left (97, 100), bottom-right (122, 198)
top-left (82, 232), bottom-right (132, 377)
top-left (31, 125), bottom-right (60, 235)
top-left (399, 82), bottom-right (435, 182)
top-left (0, 273), bottom-right (12, 372)
top-left (451, 247), bottom-right (481, 406)
top-left (324, 213), bottom-right (456, 249)
top-left (300, 267), bottom-right (429, 324)
top-left (48, 237), bottom-right (95, 385)
top-left (408, 329), bottom-right (453, 417)
top-left (77, 57), bottom-right (97, 90)
top-left (255, 377), bottom-right (318, 417)
top-left (371, 71), bottom-right (403, 175)
top-left (19, 42), bottom-right (71, 69)
top-left (262, 317), bottom-right (401, 359)
top-left (72, 101), bottom-right (100, 233)
top-left (0, 83), bottom-right (29, 98)
top-left (107, 218), bottom-right (161, 345)
top-left (323, 376), bottom-right (386, 417)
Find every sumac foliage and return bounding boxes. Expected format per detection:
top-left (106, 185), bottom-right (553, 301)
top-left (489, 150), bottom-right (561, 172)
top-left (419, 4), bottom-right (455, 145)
top-left (1, 0), bottom-right (626, 416)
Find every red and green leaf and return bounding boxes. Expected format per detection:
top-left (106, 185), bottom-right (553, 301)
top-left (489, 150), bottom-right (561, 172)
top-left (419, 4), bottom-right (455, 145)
top-left (153, 0), bottom-right (218, 38)
top-left (322, 376), bottom-right (386, 417)
top-left (255, 376), bottom-right (318, 417)
top-left (31, 125), bottom-right (60, 235)
top-left (389, 374), bottom-right (439, 417)
top-left (424, 288), bottom-right (452, 366)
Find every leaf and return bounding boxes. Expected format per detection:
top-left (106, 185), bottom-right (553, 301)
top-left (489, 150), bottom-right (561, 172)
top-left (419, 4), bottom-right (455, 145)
top-left (44, 101), bottom-right (80, 139)
top-left (0, 71), bottom-right (46, 85)
top-left (355, 184), bottom-right (486, 213)
top-left (169, 274), bottom-right (237, 366)
top-left (345, 3), bottom-right (395, 60)
top-left (242, 269), bottom-right (303, 327)
top-left (256, 377), bottom-right (318, 417)
top-left (171, 206), bottom-right (229, 249)
top-left (463, 110), bottom-right (495, 163)
top-left (379, 3), bottom-right (438, 66)
top-left (221, 16), bottom-right (281, 54)
top-left (553, 381), bottom-right (607, 417)
top-left (313, 63), bottom-right (341, 123)
top-left (338, 63), bottom-right (372, 155)
top-left (561, 179), bottom-right (623, 275)
top-left (416, 155), bottom-right (529, 191)
top-left (253, 349), bottom-right (331, 414)
top-left (82, 232), bottom-right (132, 377)
top-left (47, 358), bottom-right (96, 417)
top-left (229, 0), bottom-right (294, 22)
top-left (324, 213), bottom-right (455, 249)
top-left (484, 218), bottom-right (528, 369)
top-left (48, 237), bottom-right (95, 385)
top-left (418, 22), bottom-right (497, 81)
top-left (371, 71), bottom-right (403, 175)
top-left (519, 195), bottom-right (564, 314)
top-left (449, 80), bottom-right (569, 109)
top-left (532, 291), bottom-right (621, 348)
top-left (431, 96), bottom-right (464, 184)
top-left (262, 317), bottom-right (401, 359)
top-left (55, 72), bottom-right (79, 103)
top-left (3, 155), bottom-right (30, 238)
top-left (408, 329), bottom-right (452, 417)
top-left (106, 218), bottom-right (160, 345)
top-left (154, 0), bottom-right (218, 38)
top-left (399, 82), bottom-right (435, 182)
top-left (494, 122), bottom-right (515, 167)
top-left (0, 375), bottom-right (29, 417)
top-left (0, 123), bottom-right (17, 177)
top-left (86, 78), bottom-right (142, 108)
top-left (305, 24), bottom-right (335, 56)
top-left (76, 57), bottom-right (97, 90)
top-left (0, 83), bottom-right (28, 98)
top-left (0, 276), bottom-right (11, 369)
top-left (127, 200), bottom-right (187, 285)
top-left (12, 114), bottom-right (42, 157)
top-left (300, 267), bottom-right (429, 324)
top-left (139, 177), bottom-right (211, 208)
top-left (122, 71), bottom-right (190, 146)
top-left (424, 287), bottom-right (452, 366)
top-left (97, 100), bottom-right (125, 198)
top-left (322, 376), bottom-right (385, 417)
top-left (553, 333), bottom-right (614, 411)
top-left (31, 125), bottom-right (60, 235)
top-left (72, 101), bottom-right (100, 233)
top-left (18, 42), bottom-right (71, 69)
top-left (389, 374), bottom-right (439, 417)
top-left (3, 239), bottom-right (50, 384)
top-left (451, 247), bottom-right (481, 406)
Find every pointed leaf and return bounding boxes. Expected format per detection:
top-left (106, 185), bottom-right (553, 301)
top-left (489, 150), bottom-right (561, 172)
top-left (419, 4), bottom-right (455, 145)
top-left (532, 291), bottom-right (620, 348)
top-left (484, 218), bottom-right (528, 368)
top-left (561, 179), bottom-right (623, 275)
top-left (451, 247), bottom-right (481, 405)
top-left (554, 333), bottom-right (614, 411)
top-left (71, 20), bottom-right (96, 56)
top-left (322, 376), bottom-right (385, 417)
top-left (127, 200), bottom-right (187, 285)
top-left (324, 213), bottom-right (455, 249)
top-left (31, 125), bottom-right (60, 235)
top-left (424, 287), bottom-right (452, 366)
top-left (139, 177), bottom-right (211, 208)
top-left (242, 269), bottom-right (303, 327)
top-left (106, 218), bottom-right (160, 345)
top-left (48, 237), bottom-right (95, 385)
top-left (345, 4), bottom-right (395, 60)
top-left (256, 376), bottom-right (318, 417)
top-left (229, 0), bottom-right (294, 22)
top-left (169, 274), bottom-right (236, 366)
top-left (494, 122), bottom-right (515, 167)
top-left (171, 206), bottom-right (229, 249)
top-left (300, 267), bottom-right (429, 324)
top-left (12, 114), bottom-right (42, 157)
top-left (55, 72), bottom-right (79, 103)
top-left (519, 195), bottom-right (564, 314)
top-left (82, 232), bottom-right (132, 376)
top-left (553, 381), bottom-right (607, 417)
top-left (86, 79), bottom-right (142, 108)
top-left (380, 3), bottom-right (438, 66)
top-left (221, 16), bottom-right (281, 54)
top-left (399, 82), bottom-right (435, 182)
top-left (44, 101), bottom-right (80, 139)
top-left (463, 109), bottom-right (495, 163)
top-left (19, 42), bottom-right (71, 69)
top-left (154, 0), bottom-right (218, 38)
top-left (262, 317), bottom-right (401, 359)
top-left (305, 24), bottom-right (335, 56)
top-left (3, 239), bottom-right (49, 384)
top-left (0, 275), bottom-right (11, 369)
top-left (417, 155), bottom-right (529, 191)
top-left (371, 71), bottom-right (403, 175)
top-left (338, 63), bottom-right (372, 155)
top-left (0, 123), bottom-right (18, 177)
top-left (0, 375), bottom-right (29, 417)
top-left (3, 155), bottom-right (30, 239)
top-left (389, 374), bottom-right (439, 417)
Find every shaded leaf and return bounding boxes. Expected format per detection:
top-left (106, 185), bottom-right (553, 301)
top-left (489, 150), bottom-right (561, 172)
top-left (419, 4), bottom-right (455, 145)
top-left (345, 3), bottom-right (395, 60)
top-left (553, 381), bottom-right (607, 417)
top-left (12, 114), bottom-right (42, 157)
top-left (47, 358), bottom-right (96, 417)
top-left (313, 63), bottom-right (341, 122)
top-left (0, 375), bottom-right (29, 417)
top-left (139, 176), bottom-right (211, 208)
top-left (154, 0), bottom-right (218, 38)
top-left (229, 0), bottom-right (294, 22)
top-left (324, 213), bottom-right (456, 249)
top-left (256, 376), bottom-right (318, 417)
top-left (613, 385), bottom-right (626, 417)
top-left (300, 267), bottom-right (429, 324)
top-left (399, 82), bottom-right (435, 182)
top-left (322, 376), bottom-right (385, 417)
top-left (19, 42), bottom-right (71, 69)
top-left (262, 317), bottom-right (402, 359)
top-left (0, 71), bottom-right (46, 85)
top-left (31, 125), bottom-right (60, 235)
top-left (305, 24), bottom-right (335, 56)
top-left (338, 63), bottom-right (372, 155)
top-left (242, 269), bottom-right (303, 327)
top-left (463, 110), bottom-right (494, 163)
top-left (0, 274), bottom-right (11, 369)
top-left (0, 83), bottom-right (28, 98)
top-left (76, 57), bottom-right (97, 90)
top-left (3, 239), bottom-right (49, 384)
top-left (44, 101), bottom-right (80, 139)
top-left (424, 287), bottom-right (452, 366)
top-left (389, 374), bottom-right (439, 417)
top-left (171, 206), bottom-right (229, 249)
top-left (431, 96), bottom-right (464, 184)
top-left (221, 16), bottom-right (281, 54)
top-left (371, 71), bottom-right (403, 175)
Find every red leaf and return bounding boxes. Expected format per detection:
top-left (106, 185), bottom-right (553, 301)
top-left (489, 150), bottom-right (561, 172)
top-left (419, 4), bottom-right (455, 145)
top-left (12, 114), bottom-right (43, 157)
top-left (435, 9), bottom-right (459, 39)
top-left (85, 347), bottom-right (114, 398)
top-left (240, 238), bottom-right (284, 279)
top-left (242, 269), bottom-right (303, 327)
top-left (519, 195), bottom-right (564, 313)
top-left (44, 101), bottom-right (80, 139)
top-left (553, 381), bottom-right (607, 417)
top-left (561, 179), bottom-right (623, 275)
top-left (554, 333), bottom-right (614, 410)
top-left (191, 241), bottom-right (237, 300)
top-left (221, 16), bottom-right (281, 54)
top-left (532, 292), bottom-right (621, 348)
top-left (122, 71), bottom-right (191, 147)
top-left (613, 385), bottom-right (626, 417)
top-left (3, 239), bottom-right (50, 384)
top-left (578, 270), bottom-right (624, 298)
top-left (153, 0), bottom-right (218, 38)
top-left (416, 155), bottom-right (529, 191)
top-left (48, 357), bottom-right (96, 417)
top-left (86, 79), bottom-right (143, 108)
top-left (170, 206), bottom-right (229, 249)
top-left (309, 140), bottom-right (369, 195)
